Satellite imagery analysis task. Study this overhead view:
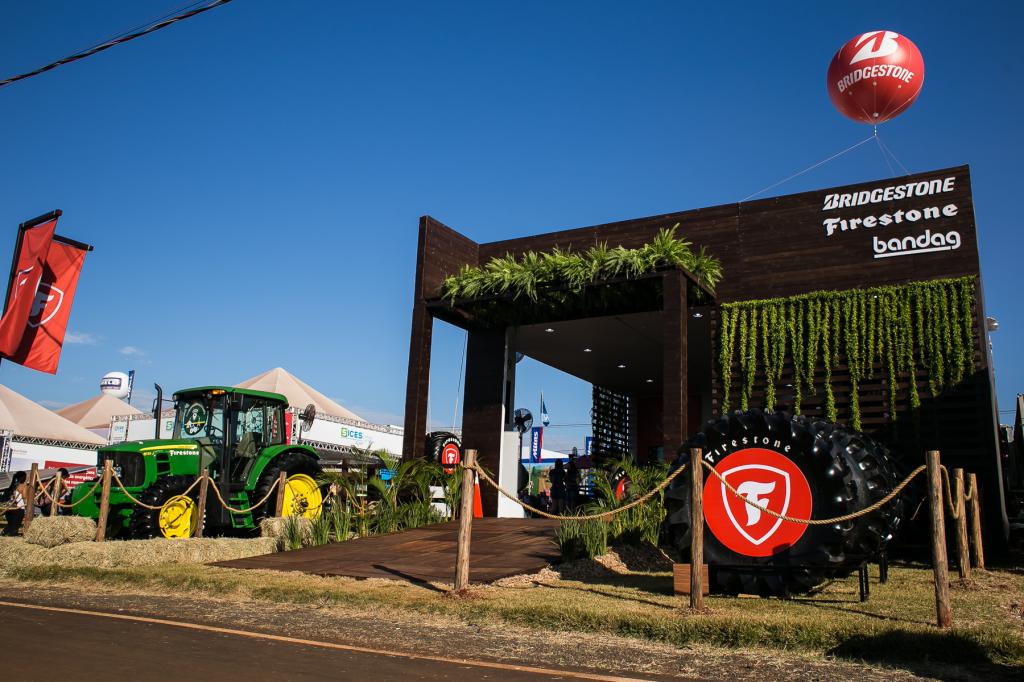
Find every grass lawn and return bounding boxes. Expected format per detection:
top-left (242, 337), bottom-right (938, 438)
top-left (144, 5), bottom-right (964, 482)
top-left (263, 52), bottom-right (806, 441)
top-left (3, 545), bottom-right (1022, 670)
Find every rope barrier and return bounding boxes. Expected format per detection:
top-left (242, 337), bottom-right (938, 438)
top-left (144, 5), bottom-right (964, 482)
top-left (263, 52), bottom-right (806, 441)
top-left (469, 462), bottom-right (688, 521)
top-left (35, 479), bottom-right (103, 509)
top-left (206, 476), bottom-right (281, 514)
top-left (112, 471), bottom-right (203, 511)
top-left (939, 466), bottom-right (962, 520)
top-left (702, 460), bottom-right (927, 526)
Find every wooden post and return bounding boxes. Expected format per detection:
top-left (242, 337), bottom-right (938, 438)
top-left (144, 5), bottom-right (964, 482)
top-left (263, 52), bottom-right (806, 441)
top-left (274, 471), bottom-right (288, 517)
top-left (689, 448), bottom-right (704, 610)
top-left (194, 470), bottom-right (210, 538)
top-left (95, 459), bottom-right (113, 542)
top-left (22, 462), bottom-right (38, 532)
top-left (49, 470), bottom-right (62, 517)
top-left (953, 468), bottom-right (970, 582)
top-left (967, 473), bottom-right (985, 570)
top-left (926, 451), bottom-right (951, 628)
top-left (454, 448), bottom-right (477, 591)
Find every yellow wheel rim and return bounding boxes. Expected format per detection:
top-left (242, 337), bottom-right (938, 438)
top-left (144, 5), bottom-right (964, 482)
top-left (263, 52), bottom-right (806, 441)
top-left (158, 494), bottom-right (198, 538)
top-left (283, 473), bottom-right (322, 518)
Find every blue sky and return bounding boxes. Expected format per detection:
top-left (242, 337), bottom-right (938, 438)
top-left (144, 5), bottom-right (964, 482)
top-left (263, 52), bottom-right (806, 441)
top-left (0, 1), bottom-right (1020, 451)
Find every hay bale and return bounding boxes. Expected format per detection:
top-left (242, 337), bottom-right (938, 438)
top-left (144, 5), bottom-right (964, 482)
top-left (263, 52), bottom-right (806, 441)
top-left (23, 516), bottom-right (96, 548)
top-left (0, 536), bottom-right (277, 572)
top-left (260, 516), bottom-right (312, 550)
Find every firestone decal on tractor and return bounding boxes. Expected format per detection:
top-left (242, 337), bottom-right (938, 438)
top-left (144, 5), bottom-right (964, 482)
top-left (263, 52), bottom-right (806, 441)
top-left (703, 448), bottom-right (812, 557)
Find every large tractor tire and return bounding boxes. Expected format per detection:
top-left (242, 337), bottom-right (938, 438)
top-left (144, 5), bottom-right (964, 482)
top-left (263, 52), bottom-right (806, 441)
top-left (665, 409), bottom-right (904, 597)
top-left (127, 475), bottom-right (202, 539)
top-left (252, 451), bottom-right (324, 523)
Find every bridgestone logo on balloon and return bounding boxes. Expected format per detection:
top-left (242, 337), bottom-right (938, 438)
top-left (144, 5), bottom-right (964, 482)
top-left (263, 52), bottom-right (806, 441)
top-left (826, 30), bottom-right (925, 124)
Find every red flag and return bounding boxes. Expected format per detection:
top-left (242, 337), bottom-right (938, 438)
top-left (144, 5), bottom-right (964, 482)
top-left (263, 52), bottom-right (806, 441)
top-left (4, 239), bottom-right (88, 374)
top-left (0, 218), bottom-right (57, 355)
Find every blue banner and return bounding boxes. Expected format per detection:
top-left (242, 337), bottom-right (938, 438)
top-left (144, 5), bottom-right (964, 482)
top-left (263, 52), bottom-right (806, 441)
top-left (530, 426), bottom-right (543, 463)
top-left (584, 436), bottom-right (593, 459)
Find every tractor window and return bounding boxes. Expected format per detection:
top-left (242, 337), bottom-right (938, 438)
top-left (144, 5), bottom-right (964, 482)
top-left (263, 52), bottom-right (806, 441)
top-left (236, 403), bottom-right (266, 440)
top-left (234, 400), bottom-right (284, 448)
top-left (173, 397), bottom-right (225, 443)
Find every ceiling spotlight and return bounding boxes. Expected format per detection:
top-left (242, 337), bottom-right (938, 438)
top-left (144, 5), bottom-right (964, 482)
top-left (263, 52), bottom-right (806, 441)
top-left (583, 348), bottom-right (592, 353)
top-left (645, 378), bottom-right (654, 383)
top-left (544, 328), bottom-right (555, 333)
top-left (692, 312), bottom-right (703, 319)
top-left (617, 364), bottom-right (626, 369)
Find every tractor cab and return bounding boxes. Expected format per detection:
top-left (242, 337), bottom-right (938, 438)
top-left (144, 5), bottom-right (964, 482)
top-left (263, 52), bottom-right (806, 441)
top-left (171, 386), bottom-right (287, 483)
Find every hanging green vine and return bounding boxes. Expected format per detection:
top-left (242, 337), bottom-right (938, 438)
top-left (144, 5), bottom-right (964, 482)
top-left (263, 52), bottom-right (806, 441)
top-left (718, 276), bottom-right (977, 431)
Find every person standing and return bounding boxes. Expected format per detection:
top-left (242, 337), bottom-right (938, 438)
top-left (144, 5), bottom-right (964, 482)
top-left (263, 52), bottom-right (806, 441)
top-left (549, 460), bottom-right (567, 515)
top-left (2, 472), bottom-right (27, 536)
top-left (566, 455), bottom-right (581, 510)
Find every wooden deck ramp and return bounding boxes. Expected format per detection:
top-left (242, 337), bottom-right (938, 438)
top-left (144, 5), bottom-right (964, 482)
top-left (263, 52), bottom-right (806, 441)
top-left (215, 519), bottom-right (561, 584)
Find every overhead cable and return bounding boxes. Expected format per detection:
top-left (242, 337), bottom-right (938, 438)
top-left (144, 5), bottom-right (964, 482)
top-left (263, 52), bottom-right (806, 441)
top-left (0, 0), bottom-right (234, 90)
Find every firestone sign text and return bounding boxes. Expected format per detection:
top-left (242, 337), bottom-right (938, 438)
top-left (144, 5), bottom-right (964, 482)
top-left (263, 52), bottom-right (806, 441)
top-left (820, 176), bottom-right (963, 260)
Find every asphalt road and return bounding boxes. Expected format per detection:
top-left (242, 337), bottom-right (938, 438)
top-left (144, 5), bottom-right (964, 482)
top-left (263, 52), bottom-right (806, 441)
top-left (0, 602), bottom-right (653, 681)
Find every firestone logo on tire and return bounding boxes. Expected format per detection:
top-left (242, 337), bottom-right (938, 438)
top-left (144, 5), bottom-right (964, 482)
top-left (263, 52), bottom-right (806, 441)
top-left (702, 448), bottom-right (812, 557)
top-left (440, 440), bottom-right (461, 473)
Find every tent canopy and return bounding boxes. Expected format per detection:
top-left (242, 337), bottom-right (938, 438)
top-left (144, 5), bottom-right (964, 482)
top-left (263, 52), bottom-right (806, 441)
top-left (0, 385), bottom-right (106, 445)
top-left (57, 393), bottom-right (143, 429)
top-left (234, 368), bottom-right (365, 422)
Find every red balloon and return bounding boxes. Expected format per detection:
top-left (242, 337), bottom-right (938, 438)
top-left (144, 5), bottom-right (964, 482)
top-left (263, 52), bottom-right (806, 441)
top-left (826, 31), bottom-right (925, 124)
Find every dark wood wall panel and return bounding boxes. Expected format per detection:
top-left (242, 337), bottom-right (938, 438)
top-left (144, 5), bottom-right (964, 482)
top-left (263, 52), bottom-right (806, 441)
top-left (402, 217), bottom-right (481, 459)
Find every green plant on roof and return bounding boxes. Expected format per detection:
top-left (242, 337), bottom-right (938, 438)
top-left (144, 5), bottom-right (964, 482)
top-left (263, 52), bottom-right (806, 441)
top-left (440, 225), bottom-right (722, 304)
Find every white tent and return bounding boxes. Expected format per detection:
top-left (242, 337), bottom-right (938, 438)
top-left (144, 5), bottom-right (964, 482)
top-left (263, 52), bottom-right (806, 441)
top-left (0, 385), bottom-right (106, 446)
top-left (57, 393), bottom-right (143, 430)
top-left (234, 367), bottom-right (365, 422)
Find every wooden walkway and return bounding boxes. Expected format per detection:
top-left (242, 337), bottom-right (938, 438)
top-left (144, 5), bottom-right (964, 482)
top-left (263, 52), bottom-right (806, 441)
top-left (214, 519), bottom-right (561, 584)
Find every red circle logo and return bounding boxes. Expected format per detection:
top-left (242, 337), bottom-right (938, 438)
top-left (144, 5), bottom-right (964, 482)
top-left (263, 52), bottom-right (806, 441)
top-left (702, 448), bottom-right (812, 557)
top-left (440, 442), bottom-right (461, 473)
top-left (826, 30), bottom-right (925, 124)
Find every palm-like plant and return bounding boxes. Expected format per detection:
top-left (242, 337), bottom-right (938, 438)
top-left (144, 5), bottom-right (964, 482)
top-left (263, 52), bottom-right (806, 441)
top-left (367, 453), bottom-right (441, 534)
top-left (440, 225), bottom-right (722, 305)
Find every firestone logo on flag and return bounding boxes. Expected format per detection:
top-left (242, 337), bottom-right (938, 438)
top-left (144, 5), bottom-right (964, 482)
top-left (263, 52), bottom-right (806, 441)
top-left (28, 283), bottom-right (64, 328)
top-left (0, 214), bottom-right (90, 375)
top-left (703, 448), bottom-right (813, 557)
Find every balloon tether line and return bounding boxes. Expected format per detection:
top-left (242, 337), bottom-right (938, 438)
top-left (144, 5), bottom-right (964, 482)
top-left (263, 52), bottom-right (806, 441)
top-left (875, 132), bottom-right (910, 176)
top-left (874, 127), bottom-right (898, 177)
top-left (741, 133), bottom-right (876, 202)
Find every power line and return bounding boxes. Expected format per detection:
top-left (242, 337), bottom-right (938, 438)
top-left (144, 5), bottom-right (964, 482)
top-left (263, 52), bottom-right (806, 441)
top-left (0, 0), bottom-right (234, 90)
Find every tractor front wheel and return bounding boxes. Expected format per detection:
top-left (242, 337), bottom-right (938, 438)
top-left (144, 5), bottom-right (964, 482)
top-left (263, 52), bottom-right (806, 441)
top-left (127, 476), bottom-right (201, 539)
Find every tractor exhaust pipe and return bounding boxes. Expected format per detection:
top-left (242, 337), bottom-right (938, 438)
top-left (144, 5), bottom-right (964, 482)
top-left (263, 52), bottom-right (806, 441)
top-left (153, 383), bottom-right (163, 439)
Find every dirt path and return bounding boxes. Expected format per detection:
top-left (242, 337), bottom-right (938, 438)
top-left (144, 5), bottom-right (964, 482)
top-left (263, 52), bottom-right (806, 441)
top-left (0, 576), bottom-right (945, 681)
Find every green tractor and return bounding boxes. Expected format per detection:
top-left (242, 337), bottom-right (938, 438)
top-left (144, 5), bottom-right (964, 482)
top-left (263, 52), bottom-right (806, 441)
top-left (71, 385), bottom-right (324, 538)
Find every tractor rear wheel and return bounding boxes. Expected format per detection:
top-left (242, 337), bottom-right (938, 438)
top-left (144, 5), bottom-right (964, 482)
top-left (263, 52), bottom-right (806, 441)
top-left (127, 475), bottom-right (202, 539)
top-left (252, 451), bottom-right (324, 523)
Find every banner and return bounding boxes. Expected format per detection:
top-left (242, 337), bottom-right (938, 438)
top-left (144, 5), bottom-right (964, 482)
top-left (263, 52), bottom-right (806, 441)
top-left (530, 426), bottom-right (543, 463)
top-left (4, 239), bottom-right (88, 374)
top-left (0, 217), bottom-right (57, 355)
